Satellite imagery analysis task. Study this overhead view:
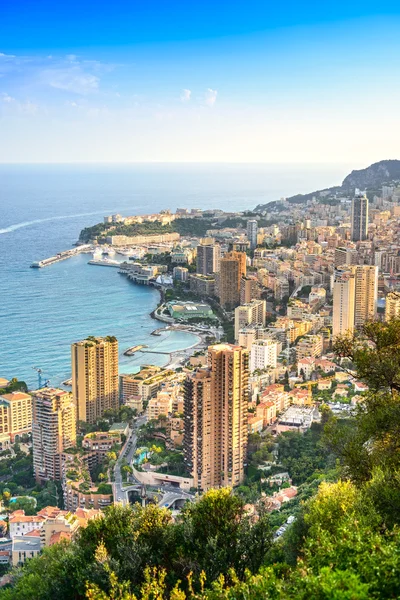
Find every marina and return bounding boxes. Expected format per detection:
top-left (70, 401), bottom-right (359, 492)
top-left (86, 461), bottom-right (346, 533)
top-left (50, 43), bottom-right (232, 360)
top-left (88, 258), bottom-right (121, 267)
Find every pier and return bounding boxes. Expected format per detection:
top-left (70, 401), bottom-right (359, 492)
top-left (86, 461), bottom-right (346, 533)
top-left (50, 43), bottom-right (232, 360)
top-left (123, 344), bottom-right (148, 356)
top-left (30, 245), bottom-right (92, 268)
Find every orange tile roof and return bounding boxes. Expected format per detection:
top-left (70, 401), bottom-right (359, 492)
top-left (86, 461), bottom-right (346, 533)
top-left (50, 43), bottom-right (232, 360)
top-left (49, 531), bottom-right (72, 546)
top-left (9, 513), bottom-right (45, 523)
top-left (0, 392), bottom-right (31, 402)
top-left (23, 529), bottom-right (41, 537)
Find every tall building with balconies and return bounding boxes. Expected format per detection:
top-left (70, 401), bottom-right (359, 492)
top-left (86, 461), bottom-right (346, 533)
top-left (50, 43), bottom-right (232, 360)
top-left (71, 336), bottom-right (119, 424)
top-left (196, 241), bottom-right (221, 275)
top-left (240, 275), bottom-right (261, 304)
top-left (234, 299), bottom-right (266, 341)
top-left (351, 191), bottom-right (369, 242)
top-left (247, 219), bottom-right (258, 250)
top-left (184, 344), bottom-right (249, 491)
top-left (352, 265), bottom-right (378, 328)
top-left (32, 388), bottom-right (76, 483)
top-left (332, 270), bottom-right (356, 337)
top-left (218, 252), bottom-right (247, 310)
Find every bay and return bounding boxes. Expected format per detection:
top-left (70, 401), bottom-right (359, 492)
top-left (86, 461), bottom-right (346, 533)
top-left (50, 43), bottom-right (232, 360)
top-left (0, 163), bottom-right (351, 387)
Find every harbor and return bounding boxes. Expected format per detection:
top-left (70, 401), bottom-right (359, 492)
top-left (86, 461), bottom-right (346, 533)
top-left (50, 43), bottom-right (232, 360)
top-left (30, 245), bottom-right (93, 268)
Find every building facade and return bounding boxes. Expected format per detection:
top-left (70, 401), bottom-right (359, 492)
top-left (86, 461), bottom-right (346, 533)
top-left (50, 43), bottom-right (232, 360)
top-left (385, 292), bottom-right (400, 321)
top-left (351, 192), bottom-right (369, 242)
top-left (247, 219), bottom-right (258, 250)
top-left (332, 271), bottom-right (356, 337)
top-left (184, 344), bottom-right (249, 491)
top-left (32, 388), bottom-right (76, 483)
top-left (250, 339), bottom-right (278, 372)
top-left (218, 252), bottom-right (247, 310)
top-left (240, 275), bottom-right (261, 304)
top-left (71, 336), bottom-right (119, 424)
top-left (234, 299), bottom-right (266, 341)
top-left (196, 242), bottom-right (221, 275)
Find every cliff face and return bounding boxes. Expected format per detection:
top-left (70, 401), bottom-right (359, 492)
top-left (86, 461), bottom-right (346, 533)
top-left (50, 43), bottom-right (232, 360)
top-left (342, 160), bottom-right (400, 190)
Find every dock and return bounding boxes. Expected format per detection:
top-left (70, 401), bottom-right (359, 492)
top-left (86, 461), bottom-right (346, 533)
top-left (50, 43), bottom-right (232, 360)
top-left (30, 245), bottom-right (92, 268)
top-left (139, 350), bottom-right (171, 356)
top-left (123, 344), bottom-right (148, 356)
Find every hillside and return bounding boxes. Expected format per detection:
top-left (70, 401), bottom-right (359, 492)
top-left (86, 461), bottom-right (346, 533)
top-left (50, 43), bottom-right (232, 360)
top-left (342, 159), bottom-right (400, 189)
top-left (254, 159), bottom-right (400, 212)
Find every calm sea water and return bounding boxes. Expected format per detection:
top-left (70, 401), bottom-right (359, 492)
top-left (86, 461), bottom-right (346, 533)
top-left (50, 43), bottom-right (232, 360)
top-left (0, 163), bottom-right (351, 388)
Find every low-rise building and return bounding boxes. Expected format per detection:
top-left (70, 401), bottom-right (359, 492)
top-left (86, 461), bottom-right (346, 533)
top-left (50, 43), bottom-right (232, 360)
top-left (166, 301), bottom-right (215, 321)
top-left (120, 368), bottom-right (175, 402)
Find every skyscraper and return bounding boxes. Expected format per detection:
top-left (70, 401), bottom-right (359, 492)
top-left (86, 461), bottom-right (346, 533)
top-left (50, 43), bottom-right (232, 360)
top-left (196, 241), bottom-right (221, 275)
top-left (218, 251), bottom-right (247, 310)
top-left (240, 275), bottom-right (261, 304)
top-left (332, 270), bottom-right (356, 337)
top-left (184, 344), bottom-right (249, 491)
top-left (72, 336), bottom-right (119, 424)
top-left (247, 219), bottom-right (258, 250)
top-left (332, 265), bottom-right (378, 337)
top-left (32, 388), bottom-right (76, 483)
top-left (351, 191), bottom-right (369, 242)
top-left (352, 265), bottom-right (378, 328)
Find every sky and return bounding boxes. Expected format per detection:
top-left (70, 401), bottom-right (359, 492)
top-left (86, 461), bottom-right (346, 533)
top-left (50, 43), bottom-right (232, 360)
top-left (1, 0), bottom-right (400, 164)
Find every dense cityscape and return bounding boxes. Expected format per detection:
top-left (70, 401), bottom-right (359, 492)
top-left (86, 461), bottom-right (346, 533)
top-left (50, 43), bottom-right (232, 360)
top-left (1, 161), bottom-right (400, 596)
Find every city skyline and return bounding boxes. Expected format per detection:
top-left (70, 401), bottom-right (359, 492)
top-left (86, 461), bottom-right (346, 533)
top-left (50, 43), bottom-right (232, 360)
top-left (1, 1), bottom-right (400, 163)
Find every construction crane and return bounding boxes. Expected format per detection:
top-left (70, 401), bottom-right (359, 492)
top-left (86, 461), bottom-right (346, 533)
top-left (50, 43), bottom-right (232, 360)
top-left (32, 367), bottom-right (50, 390)
top-left (294, 374), bottom-right (336, 406)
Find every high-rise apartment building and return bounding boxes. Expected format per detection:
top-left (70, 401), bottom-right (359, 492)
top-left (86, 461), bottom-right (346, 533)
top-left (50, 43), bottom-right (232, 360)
top-left (72, 336), bottom-right (119, 424)
top-left (234, 299), bottom-right (266, 341)
top-left (184, 344), bottom-right (249, 491)
top-left (352, 265), bottom-right (378, 328)
top-left (385, 292), bottom-right (400, 321)
top-left (240, 275), bottom-right (261, 304)
top-left (32, 388), bottom-right (76, 483)
top-left (250, 339), bottom-right (278, 372)
top-left (196, 241), bottom-right (221, 275)
top-left (351, 191), bottom-right (369, 242)
top-left (247, 219), bottom-right (258, 250)
top-left (332, 265), bottom-right (378, 337)
top-left (219, 252), bottom-right (247, 310)
top-left (332, 271), bottom-right (356, 337)
top-left (0, 392), bottom-right (32, 447)
top-left (334, 247), bottom-right (358, 268)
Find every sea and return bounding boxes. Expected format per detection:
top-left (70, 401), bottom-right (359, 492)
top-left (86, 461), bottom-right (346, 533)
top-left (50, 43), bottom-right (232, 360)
top-left (0, 163), bottom-right (352, 388)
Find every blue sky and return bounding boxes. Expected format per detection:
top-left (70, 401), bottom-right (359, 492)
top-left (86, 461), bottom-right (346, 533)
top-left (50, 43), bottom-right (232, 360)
top-left (1, 0), bottom-right (400, 163)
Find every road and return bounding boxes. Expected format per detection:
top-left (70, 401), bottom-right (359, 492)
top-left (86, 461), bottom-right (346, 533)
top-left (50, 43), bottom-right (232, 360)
top-left (113, 415), bottom-right (147, 505)
top-left (112, 415), bottom-right (195, 510)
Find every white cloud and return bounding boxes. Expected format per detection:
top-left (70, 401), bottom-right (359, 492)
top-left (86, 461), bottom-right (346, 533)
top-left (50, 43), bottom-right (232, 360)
top-left (18, 100), bottom-right (38, 115)
top-left (1, 92), bottom-right (14, 103)
top-left (42, 67), bottom-right (100, 95)
top-left (0, 53), bottom-right (16, 59)
top-left (205, 88), bottom-right (218, 107)
top-left (0, 93), bottom-right (38, 115)
top-left (65, 54), bottom-right (78, 62)
top-left (180, 88), bottom-right (191, 102)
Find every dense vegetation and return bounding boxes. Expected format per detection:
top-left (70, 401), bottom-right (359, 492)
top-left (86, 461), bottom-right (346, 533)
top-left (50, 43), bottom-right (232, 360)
top-left (3, 319), bottom-right (400, 599)
top-left (79, 214), bottom-right (275, 243)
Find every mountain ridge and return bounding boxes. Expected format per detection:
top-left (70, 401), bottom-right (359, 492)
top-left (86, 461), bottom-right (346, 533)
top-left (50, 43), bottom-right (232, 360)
top-left (254, 159), bottom-right (400, 212)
